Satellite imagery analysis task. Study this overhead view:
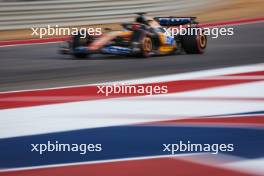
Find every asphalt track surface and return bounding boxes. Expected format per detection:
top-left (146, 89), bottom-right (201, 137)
top-left (0, 22), bottom-right (263, 91)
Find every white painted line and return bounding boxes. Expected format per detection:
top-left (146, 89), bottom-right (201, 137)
top-left (0, 153), bottom-right (200, 172)
top-left (224, 158), bottom-right (264, 175)
top-left (0, 80), bottom-right (263, 139)
top-left (0, 63), bottom-right (264, 94)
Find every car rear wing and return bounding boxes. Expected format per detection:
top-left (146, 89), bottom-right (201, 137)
top-left (154, 17), bottom-right (198, 26)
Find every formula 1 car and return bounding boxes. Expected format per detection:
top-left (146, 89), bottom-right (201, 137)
top-left (59, 13), bottom-right (207, 58)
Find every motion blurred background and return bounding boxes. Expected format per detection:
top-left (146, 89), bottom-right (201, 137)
top-left (0, 1), bottom-right (264, 175)
top-left (0, 0), bottom-right (263, 41)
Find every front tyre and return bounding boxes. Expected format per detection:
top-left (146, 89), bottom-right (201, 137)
top-left (131, 29), bottom-right (153, 58)
top-left (141, 36), bottom-right (153, 57)
top-left (182, 28), bottom-right (207, 54)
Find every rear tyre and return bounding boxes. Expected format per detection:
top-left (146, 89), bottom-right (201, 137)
top-left (182, 28), bottom-right (207, 54)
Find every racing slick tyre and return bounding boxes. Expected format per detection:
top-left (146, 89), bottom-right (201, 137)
top-left (72, 32), bottom-right (93, 58)
top-left (131, 29), bottom-right (154, 58)
top-left (182, 28), bottom-right (207, 54)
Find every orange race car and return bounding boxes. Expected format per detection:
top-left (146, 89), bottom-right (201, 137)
top-left (59, 13), bottom-right (207, 58)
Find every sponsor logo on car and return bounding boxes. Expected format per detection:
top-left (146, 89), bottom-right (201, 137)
top-left (102, 46), bottom-right (131, 54)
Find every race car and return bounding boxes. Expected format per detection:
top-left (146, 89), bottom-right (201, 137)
top-left (59, 13), bottom-right (207, 58)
